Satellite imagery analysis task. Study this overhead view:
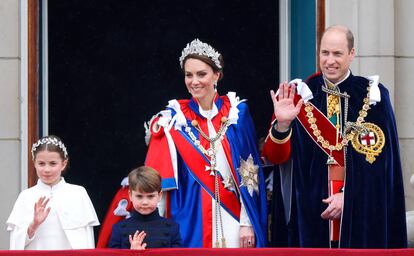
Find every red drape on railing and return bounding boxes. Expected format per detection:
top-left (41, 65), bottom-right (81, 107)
top-left (1, 248), bottom-right (414, 256)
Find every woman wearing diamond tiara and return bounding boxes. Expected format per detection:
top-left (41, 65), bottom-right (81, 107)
top-left (146, 39), bottom-right (267, 248)
top-left (6, 135), bottom-right (99, 250)
top-left (145, 39), bottom-right (268, 248)
top-left (97, 39), bottom-right (268, 248)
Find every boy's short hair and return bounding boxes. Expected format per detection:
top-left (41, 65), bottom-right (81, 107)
top-left (128, 166), bottom-right (162, 193)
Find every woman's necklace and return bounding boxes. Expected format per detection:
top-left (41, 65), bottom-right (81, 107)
top-left (184, 117), bottom-right (230, 173)
top-left (184, 116), bottom-right (230, 248)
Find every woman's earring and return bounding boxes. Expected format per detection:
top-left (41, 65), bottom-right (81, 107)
top-left (214, 80), bottom-right (218, 91)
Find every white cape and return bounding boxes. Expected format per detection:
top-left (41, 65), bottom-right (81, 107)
top-left (6, 178), bottom-right (99, 250)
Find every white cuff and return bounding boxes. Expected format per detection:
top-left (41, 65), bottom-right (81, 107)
top-left (239, 200), bottom-right (252, 227)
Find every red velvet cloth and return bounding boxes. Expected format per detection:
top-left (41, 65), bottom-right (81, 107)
top-left (1, 248), bottom-right (413, 256)
top-left (97, 186), bottom-right (132, 248)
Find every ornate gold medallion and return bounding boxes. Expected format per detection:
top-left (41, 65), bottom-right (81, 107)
top-left (350, 122), bottom-right (385, 163)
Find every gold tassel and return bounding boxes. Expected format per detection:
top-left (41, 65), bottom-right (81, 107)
top-left (221, 237), bottom-right (226, 248)
top-left (215, 240), bottom-right (220, 248)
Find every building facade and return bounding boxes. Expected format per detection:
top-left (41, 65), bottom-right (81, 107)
top-left (0, 0), bottom-right (413, 249)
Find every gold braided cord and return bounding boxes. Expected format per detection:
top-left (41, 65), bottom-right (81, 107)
top-left (327, 94), bottom-right (340, 118)
top-left (269, 128), bottom-right (292, 144)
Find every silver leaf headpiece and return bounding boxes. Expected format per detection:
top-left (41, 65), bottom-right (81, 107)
top-left (31, 137), bottom-right (68, 160)
top-left (179, 39), bottom-right (222, 69)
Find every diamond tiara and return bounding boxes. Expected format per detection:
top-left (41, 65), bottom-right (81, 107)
top-left (31, 137), bottom-right (68, 160)
top-left (179, 39), bottom-right (222, 69)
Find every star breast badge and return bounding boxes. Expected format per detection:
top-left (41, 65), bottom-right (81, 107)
top-left (238, 154), bottom-right (259, 196)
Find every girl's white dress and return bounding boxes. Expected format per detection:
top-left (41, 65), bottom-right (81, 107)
top-left (6, 178), bottom-right (99, 250)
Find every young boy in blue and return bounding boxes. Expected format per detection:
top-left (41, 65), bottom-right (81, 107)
top-left (109, 166), bottom-right (181, 249)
